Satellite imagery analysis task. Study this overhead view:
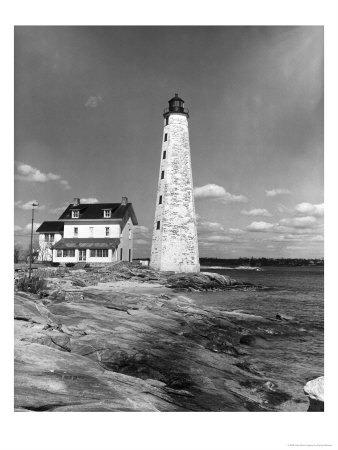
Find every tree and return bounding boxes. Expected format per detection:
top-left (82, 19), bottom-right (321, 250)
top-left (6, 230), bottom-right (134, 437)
top-left (14, 244), bottom-right (21, 263)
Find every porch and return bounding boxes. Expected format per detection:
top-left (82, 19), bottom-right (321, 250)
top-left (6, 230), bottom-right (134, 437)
top-left (52, 238), bottom-right (120, 263)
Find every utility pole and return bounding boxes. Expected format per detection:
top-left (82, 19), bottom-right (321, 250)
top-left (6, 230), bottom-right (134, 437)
top-left (29, 202), bottom-right (39, 278)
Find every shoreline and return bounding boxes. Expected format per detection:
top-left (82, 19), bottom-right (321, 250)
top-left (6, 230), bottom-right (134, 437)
top-left (14, 265), bottom-right (315, 412)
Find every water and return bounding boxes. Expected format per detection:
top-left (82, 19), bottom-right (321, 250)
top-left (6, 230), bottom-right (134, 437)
top-left (189, 266), bottom-right (324, 408)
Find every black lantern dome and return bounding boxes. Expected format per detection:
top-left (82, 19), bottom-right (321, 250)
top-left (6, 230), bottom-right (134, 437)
top-left (163, 93), bottom-right (189, 118)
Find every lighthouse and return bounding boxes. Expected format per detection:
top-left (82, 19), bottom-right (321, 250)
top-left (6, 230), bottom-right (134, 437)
top-left (150, 94), bottom-right (200, 273)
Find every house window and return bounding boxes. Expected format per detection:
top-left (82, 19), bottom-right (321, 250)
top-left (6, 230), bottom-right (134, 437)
top-left (159, 195), bottom-right (162, 205)
top-left (74, 227), bottom-right (78, 237)
top-left (103, 210), bottom-right (111, 218)
top-left (157, 221), bottom-right (160, 230)
top-left (90, 227), bottom-right (94, 237)
top-left (44, 233), bottom-right (55, 243)
top-left (164, 133), bottom-right (168, 142)
top-left (165, 117), bottom-right (169, 126)
top-left (161, 171), bottom-right (164, 179)
top-left (129, 249), bottom-right (131, 262)
top-left (57, 249), bottom-right (62, 257)
top-left (105, 227), bottom-right (110, 237)
top-left (120, 248), bottom-right (123, 260)
top-left (63, 249), bottom-right (75, 257)
top-left (163, 151), bottom-right (166, 159)
top-left (128, 229), bottom-right (132, 239)
top-left (90, 249), bottom-right (108, 257)
top-left (72, 210), bottom-right (79, 219)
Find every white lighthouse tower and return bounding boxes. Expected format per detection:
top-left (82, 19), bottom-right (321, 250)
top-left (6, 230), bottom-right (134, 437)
top-left (150, 94), bottom-right (200, 273)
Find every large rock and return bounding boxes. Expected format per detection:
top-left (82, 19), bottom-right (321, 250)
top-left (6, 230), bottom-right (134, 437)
top-left (14, 284), bottom-right (308, 412)
top-left (165, 272), bottom-right (234, 291)
top-left (304, 376), bottom-right (324, 411)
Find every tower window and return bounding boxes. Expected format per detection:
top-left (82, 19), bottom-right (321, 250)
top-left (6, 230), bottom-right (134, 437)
top-left (161, 171), bottom-right (164, 179)
top-left (163, 151), bottom-right (166, 159)
top-left (156, 221), bottom-right (160, 230)
top-left (159, 195), bottom-right (162, 205)
top-left (165, 117), bottom-right (169, 126)
top-left (164, 133), bottom-right (167, 142)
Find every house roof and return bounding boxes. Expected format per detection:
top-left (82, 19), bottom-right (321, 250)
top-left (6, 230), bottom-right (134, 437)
top-left (52, 238), bottom-right (120, 249)
top-left (36, 221), bottom-right (64, 233)
top-left (58, 202), bottom-right (138, 224)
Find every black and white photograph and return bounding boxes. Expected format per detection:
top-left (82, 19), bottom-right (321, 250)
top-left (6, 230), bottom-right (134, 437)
top-left (3, 1), bottom-right (338, 449)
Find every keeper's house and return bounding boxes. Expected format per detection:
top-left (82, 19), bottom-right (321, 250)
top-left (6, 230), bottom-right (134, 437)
top-left (36, 197), bottom-right (138, 264)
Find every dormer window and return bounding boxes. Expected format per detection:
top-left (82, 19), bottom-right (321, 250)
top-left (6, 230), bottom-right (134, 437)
top-left (103, 210), bottom-right (111, 218)
top-left (72, 210), bottom-right (79, 219)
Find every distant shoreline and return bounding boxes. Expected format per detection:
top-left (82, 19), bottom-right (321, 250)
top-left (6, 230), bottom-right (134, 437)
top-left (133, 258), bottom-right (324, 268)
top-left (201, 265), bottom-right (262, 271)
top-left (200, 258), bottom-right (324, 268)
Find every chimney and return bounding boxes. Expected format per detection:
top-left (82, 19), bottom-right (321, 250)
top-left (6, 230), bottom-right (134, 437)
top-left (121, 196), bottom-right (128, 206)
top-left (73, 198), bottom-right (80, 206)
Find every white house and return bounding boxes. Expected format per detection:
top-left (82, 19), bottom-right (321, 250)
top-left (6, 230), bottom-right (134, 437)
top-left (37, 197), bottom-right (138, 264)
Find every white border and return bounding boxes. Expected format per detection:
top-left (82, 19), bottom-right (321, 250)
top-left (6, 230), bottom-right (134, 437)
top-left (2, 1), bottom-right (338, 449)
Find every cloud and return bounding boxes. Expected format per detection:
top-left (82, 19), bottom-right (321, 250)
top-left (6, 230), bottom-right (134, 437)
top-left (272, 234), bottom-right (323, 243)
top-left (14, 225), bottom-right (22, 232)
top-left (81, 198), bottom-right (99, 203)
top-left (15, 162), bottom-right (70, 190)
top-left (246, 221), bottom-right (275, 232)
top-left (201, 235), bottom-right (233, 243)
top-left (286, 246), bottom-right (306, 251)
top-left (265, 188), bottom-right (291, 197)
top-left (60, 180), bottom-right (71, 190)
top-left (15, 163), bottom-right (60, 183)
top-left (199, 242), bottom-right (216, 248)
top-left (229, 228), bottom-right (245, 235)
top-left (241, 208), bottom-right (272, 217)
top-left (198, 221), bottom-right (225, 232)
top-left (194, 184), bottom-right (248, 203)
top-left (85, 95), bottom-right (103, 108)
top-left (294, 202), bottom-right (324, 217)
top-left (15, 200), bottom-right (45, 210)
top-left (279, 216), bottom-right (317, 228)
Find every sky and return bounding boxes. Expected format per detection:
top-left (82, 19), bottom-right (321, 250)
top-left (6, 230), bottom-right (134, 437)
top-left (14, 26), bottom-right (324, 258)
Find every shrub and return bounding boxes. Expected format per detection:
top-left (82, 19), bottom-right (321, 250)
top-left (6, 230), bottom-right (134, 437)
top-left (16, 275), bottom-right (47, 295)
top-left (65, 263), bottom-right (75, 268)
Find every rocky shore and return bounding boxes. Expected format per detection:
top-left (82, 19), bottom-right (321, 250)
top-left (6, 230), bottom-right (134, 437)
top-left (14, 263), bottom-right (315, 412)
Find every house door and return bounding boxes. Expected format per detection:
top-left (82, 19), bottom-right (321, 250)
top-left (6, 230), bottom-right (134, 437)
top-left (79, 249), bottom-right (86, 261)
